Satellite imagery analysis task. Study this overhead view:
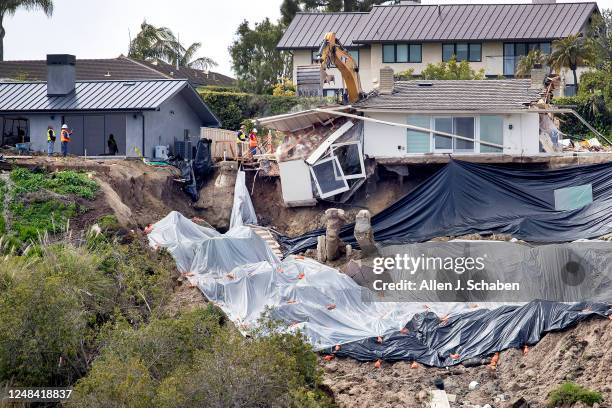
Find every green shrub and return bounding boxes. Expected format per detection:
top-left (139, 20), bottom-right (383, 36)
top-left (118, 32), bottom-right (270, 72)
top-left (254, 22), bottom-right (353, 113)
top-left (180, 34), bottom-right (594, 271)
top-left (71, 310), bottom-right (333, 408)
top-left (0, 246), bottom-right (116, 386)
top-left (548, 382), bottom-right (604, 407)
top-left (9, 200), bottom-right (77, 243)
top-left (10, 168), bottom-right (98, 199)
top-left (0, 178), bottom-right (6, 235)
top-left (199, 89), bottom-right (332, 130)
top-left (553, 95), bottom-right (611, 139)
top-left (0, 239), bottom-right (179, 388)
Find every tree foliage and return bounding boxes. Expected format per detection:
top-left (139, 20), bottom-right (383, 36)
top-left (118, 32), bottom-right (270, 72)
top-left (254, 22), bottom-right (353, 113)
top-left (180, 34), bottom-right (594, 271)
top-left (0, 0), bottom-right (54, 60)
top-left (129, 21), bottom-right (217, 70)
top-left (587, 9), bottom-right (612, 72)
top-left (280, 0), bottom-right (389, 25)
top-left (515, 49), bottom-right (547, 78)
top-left (199, 88), bottom-right (330, 130)
top-left (229, 18), bottom-right (292, 94)
top-left (70, 308), bottom-right (333, 408)
top-left (549, 34), bottom-right (596, 93)
top-left (420, 58), bottom-right (485, 80)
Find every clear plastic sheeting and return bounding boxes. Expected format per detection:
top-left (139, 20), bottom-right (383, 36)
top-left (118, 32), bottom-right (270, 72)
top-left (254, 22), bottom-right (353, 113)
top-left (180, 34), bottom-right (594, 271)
top-left (148, 212), bottom-right (611, 366)
top-left (230, 170), bottom-right (258, 228)
top-left (148, 212), bottom-right (278, 277)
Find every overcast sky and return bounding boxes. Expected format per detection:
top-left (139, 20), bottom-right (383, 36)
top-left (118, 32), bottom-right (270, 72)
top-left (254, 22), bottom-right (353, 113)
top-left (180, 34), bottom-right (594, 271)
top-left (3, 0), bottom-right (610, 77)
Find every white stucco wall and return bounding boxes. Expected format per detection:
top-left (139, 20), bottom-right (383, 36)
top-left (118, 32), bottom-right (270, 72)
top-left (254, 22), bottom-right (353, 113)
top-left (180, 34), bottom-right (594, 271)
top-left (143, 91), bottom-right (203, 158)
top-left (362, 111), bottom-right (540, 158)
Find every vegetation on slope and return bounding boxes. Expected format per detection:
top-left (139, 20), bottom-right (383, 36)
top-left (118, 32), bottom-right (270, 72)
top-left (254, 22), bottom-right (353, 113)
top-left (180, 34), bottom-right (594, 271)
top-left (0, 168), bottom-right (98, 251)
top-left (0, 167), bottom-right (333, 407)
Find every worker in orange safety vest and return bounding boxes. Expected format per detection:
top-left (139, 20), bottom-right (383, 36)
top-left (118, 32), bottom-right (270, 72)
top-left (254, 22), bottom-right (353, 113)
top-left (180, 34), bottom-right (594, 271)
top-left (249, 128), bottom-right (258, 155)
top-left (60, 124), bottom-right (72, 157)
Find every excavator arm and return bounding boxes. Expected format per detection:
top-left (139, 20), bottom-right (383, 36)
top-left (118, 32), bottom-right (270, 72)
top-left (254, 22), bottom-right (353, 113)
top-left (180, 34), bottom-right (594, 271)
top-left (315, 32), bottom-right (364, 104)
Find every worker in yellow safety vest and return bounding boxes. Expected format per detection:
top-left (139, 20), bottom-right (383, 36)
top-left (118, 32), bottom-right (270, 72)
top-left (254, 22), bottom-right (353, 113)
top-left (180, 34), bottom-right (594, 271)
top-left (60, 124), bottom-right (72, 157)
top-left (46, 126), bottom-right (56, 156)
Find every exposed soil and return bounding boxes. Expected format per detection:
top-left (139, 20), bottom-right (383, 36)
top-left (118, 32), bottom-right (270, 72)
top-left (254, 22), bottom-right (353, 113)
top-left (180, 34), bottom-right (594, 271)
top-left (2, 155), bottom-right (199, 229)
top-left (321, 317), bottom-right (612, 408)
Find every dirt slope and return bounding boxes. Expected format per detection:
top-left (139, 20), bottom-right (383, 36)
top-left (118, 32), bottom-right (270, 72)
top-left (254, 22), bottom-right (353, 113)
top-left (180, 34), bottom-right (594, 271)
top-left (321, 317), bottom-right (612, 407)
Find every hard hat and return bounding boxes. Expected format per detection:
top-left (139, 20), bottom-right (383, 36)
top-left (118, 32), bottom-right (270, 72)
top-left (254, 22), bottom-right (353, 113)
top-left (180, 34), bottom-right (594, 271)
top-left (61, 124), bottom-right (68, 129)
top-left (253, 128), bottom-right (258, 133)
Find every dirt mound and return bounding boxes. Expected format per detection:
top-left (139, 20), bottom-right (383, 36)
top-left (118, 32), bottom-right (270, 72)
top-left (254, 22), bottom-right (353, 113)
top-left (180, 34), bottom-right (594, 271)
top-left (321, 317), bottom-right (612, 407)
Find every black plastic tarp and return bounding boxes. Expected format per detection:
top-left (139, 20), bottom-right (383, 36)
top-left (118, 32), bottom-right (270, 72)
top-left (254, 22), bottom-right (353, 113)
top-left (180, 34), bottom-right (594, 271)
top-left (327, 300), bottom-right (611, 365)
top-left (280, 160), bottom-right (612, 254)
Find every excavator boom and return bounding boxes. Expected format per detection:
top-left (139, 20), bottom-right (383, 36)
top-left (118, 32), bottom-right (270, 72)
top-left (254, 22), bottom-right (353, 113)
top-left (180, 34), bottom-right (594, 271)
top-left (315, 32), bottom-right (364, 104)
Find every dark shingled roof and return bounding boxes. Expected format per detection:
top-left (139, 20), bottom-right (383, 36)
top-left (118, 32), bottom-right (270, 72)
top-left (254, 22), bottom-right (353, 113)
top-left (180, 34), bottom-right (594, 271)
top-left (0, 57), bottom-right (167, 81)
top-left (278, 2), bottom-right (598, 49)
top-left (355, 79), bottom-right (542, 111)
top-left (0, 57), bottom-right (235, 88)
top-left (139, 60), bottom-right (236, 87)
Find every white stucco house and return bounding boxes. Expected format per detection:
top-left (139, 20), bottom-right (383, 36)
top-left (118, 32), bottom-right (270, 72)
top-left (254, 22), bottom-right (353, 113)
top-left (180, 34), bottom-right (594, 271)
top-left (0, 55), bottom-right (219, 158)
top-left (355, 73), bottom-right (543, 159)
top-left (278, 1), bottom-right (599, 97)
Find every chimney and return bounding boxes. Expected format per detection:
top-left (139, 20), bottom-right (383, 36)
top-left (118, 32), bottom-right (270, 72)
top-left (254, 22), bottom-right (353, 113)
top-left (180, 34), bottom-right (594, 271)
top-left (379, 66), bottom-right (394, 94)
top-left (46, 54), bottom-right (76, 96)
top-left (530, 64), bottom-right (547, 89)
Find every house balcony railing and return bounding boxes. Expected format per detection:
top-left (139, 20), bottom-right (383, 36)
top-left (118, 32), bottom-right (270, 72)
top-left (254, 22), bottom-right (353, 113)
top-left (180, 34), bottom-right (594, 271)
top-left (484, 55), bottom-right (549, 77)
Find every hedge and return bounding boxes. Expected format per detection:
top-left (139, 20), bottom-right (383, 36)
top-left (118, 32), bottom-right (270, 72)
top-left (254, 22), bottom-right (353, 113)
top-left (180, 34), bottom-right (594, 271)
top-left (198, 90), bottom-right (332, 130)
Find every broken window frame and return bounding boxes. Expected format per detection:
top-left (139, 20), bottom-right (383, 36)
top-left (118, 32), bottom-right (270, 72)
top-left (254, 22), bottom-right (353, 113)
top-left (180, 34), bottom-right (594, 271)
top-left (330, 141), bottom-right (366, 180)
top-left (309, 156), bottom-right (350, 199)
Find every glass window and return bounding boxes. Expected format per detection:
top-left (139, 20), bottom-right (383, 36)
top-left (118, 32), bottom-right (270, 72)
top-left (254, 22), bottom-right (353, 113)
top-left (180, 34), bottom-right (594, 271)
top-left (515, 43), bottom-right (527, 56)
top-left (409, 44), bottom-right (422, 62)
top-left (528, 43), bottom-right (539, 52)
top-left (311, 50), bottom-right (319, 63)
top-left (383, 44), bottom-right (395, 63)
top-left (469, 44), bottom-right (481, 62)
top-left (434, 117), bottom-right (453, 150)
top-left (349, 49), bottom-right (359, 66)
top-left (443, 44), bottom-right (455, 62)
top-left (480, 116), bottom-right (504, 153)
top-left (540, 42), bottom-right (551, 54)
top-left (456, 43), bottom-right (469, 61)
top-left (406, 115), bottom-right (431, 153)
top-left (453, 117), bottom-right (474, 151)
top-left (396, 44), bottom-right (409, 63)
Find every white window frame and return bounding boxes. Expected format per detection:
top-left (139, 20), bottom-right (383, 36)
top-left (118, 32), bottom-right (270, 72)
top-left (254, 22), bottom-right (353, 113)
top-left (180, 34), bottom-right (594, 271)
top-left (432, 115), bottom-right (478, 154)
top-left (330, 141), bottom-right (366, 180)
top-left (309, 156), bottom-right (350, 199)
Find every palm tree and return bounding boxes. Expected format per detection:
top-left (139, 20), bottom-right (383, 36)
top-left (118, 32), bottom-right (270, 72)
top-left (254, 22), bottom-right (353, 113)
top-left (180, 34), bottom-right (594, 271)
top-left (128, 21), bottom-right (179, 63)
top-left (515, 49), bottom-right (546, 78)
top-left (129, 21), bottom-right (217, 71)
top-left (0, 0), bottom-right (54, 61)
top-left (548, 34), bottom-right (595, 93)
top-left (172, 42), bottom-right (217, 71)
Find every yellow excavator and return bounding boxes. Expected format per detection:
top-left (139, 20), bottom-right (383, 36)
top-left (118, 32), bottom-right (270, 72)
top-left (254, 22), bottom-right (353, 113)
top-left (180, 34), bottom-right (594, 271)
top-left (314, 32), bottom-right (364, 104)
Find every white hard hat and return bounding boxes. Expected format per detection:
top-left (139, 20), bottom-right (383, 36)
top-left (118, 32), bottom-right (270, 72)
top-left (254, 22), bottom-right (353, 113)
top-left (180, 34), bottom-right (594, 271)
top-left (61, 124), bottom-right (68, 129)
top-left (253, 128), bottom-right (258, 133)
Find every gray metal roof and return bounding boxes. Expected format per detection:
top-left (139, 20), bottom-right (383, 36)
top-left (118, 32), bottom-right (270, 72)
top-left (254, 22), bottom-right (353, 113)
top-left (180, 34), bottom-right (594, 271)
top-left (278, 2), bottom-right (598, 49)
top-left (277, 12), bottom-right (369, 49)
top-left (0, 79), bottom-right (219, 125)
top-left (355, 79), bottom-right (541, 111)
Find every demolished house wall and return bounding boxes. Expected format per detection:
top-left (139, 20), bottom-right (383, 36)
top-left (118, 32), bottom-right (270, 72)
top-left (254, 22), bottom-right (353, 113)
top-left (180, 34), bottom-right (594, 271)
top-left (362, 111), bottom-right (540, 158)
